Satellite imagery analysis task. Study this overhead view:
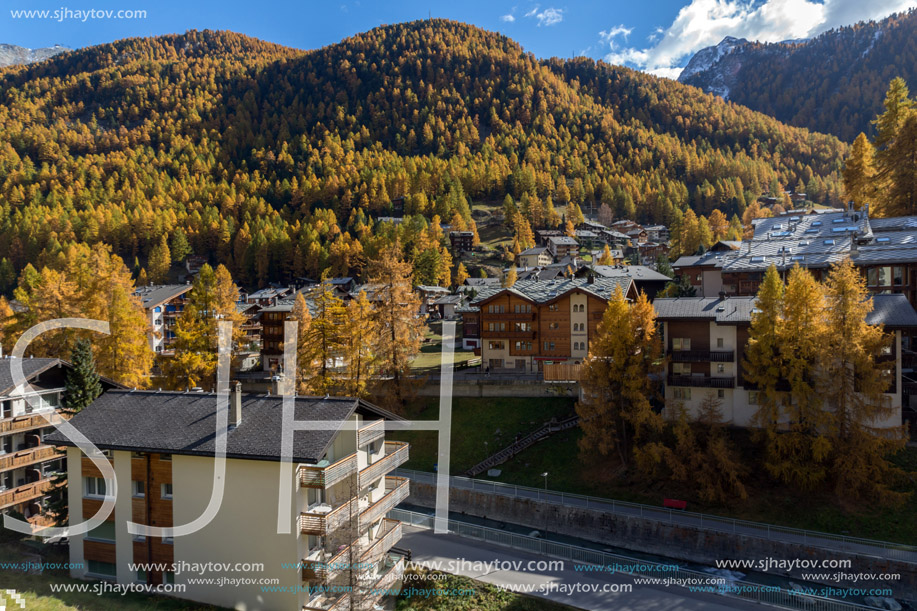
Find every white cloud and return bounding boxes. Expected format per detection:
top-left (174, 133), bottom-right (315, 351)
top-left (599, 24), bottom-right (633, 48)
top-left (605, 0), bottom-right (917, 76)
top-left (525, 5), bottom-right (540, 17)
top-left (536, 7), bottom-right (563, 26)
top-left (501, 14), bottom-right (516, 22)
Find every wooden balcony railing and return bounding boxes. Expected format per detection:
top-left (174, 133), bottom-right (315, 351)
top-left (0, 445), bottom-right (61, 472)
top-left (299, 454), bottom-right (358, 489)
top-left (359, 442), bottom-right (409, 489)
top-left (360, 477), bottom-right (409, 530)
top-left (669, 350), bottom-right (735, 363)
top-left (481, 330), bottom-right (536, 340)
top-left (667, 375), bottom-right (736, 389)
top-left (0, 478), bottom-right (54, 510)
top-left (300, 477), bottom-right (408, 537)
top-left (0, 412), bottom-right (66, 434)
top-left (358, 420), bottom-right (385, 448)
top-left (303, 592), bottom-right (351, 611)
top-left (360, 518), bottom-right (402, 567)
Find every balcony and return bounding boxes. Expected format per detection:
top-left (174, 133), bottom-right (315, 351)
top-left (302, 518), bottom-right (402, 584)
top-left (303, 592), bottom-right (351, 611)
top-left (359, 477), bottom-right (409, 529)
top-left (481, 330), bottom-right (536, 340)
top-left (0, 478), bottom-right (54, 510)
top-left (360, 555), bottom-right (406, 604)
top-left (299, 477), bottom-right (408, 537)
top-left (0, 412), bottom-right (66, 434)
top-left (299, 454), bottom-right (358, 489)
top-left (358, 420), bottom-right (385, 448)
top-left (669, 350), bottom-right (734, 363)
top-left (667, 375), bottom-right (735, 389)
top-left (359, 442), bottom-right (409, 489)
top-left (0, 445), bottom-right (61, 472)
top-left (360, 518), bottom-right (402, 568)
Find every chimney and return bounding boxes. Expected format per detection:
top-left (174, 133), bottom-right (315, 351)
top-left (718, 290), bottom-right (727, 301)
top-left (271, 374), bottom-right (285, 396)
top-left (230, 382), bottom-right (242, 427)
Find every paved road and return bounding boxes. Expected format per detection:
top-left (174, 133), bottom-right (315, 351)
top-left (397, 470), bottom-right (917, 564)
top-left (402, 525), bottom-right (764, 611)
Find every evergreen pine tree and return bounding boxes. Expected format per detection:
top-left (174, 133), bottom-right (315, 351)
top-left (63, 339), bottom-right (103, 412)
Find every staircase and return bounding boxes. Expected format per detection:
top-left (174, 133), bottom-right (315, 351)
top-left (465, 415), bottom-right (579, 477)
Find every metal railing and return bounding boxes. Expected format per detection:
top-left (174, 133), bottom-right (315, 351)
top-left (390, 508), bottom-right (883, 611)
top-left (395, 468), bottom-right (917, 563)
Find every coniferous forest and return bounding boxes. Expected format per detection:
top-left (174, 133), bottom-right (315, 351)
top-left (0, 20), bottom-right (847, 288)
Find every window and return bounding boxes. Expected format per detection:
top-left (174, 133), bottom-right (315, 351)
top-left (160, 454), bottom-right (171, 461)
top-left (132, 481), bottom-right (145, 498)
top-left (487, 322), bottom-right (506, 332)
top-left (514, 341), bottom-right (532, 351)
top-left (716, 338), bottom-right (724, 348)
top-left (88, 560), bottom-right (117, 577)
top-left (549, 322), bottom-right (559, 330)
top-left (87, 521), bottom-right (116, 542)
top-left (131, 452), bottom-right (144, 459)
top-left (672, 363), bottom-right (691, 375)
top-left (717, 389), bottom-right (725, 399)
top-left (893, 266), bottom-right (905, 285)
top-left (673, 388), bottom-right (691, 400)
top-left (877, 266), bottom-right (891, 286)
top-left (868, 268), bottom-right (878, 286)
top-left (488, 341), bottom-right (504, 350)
top-left (513, 304), bottom-right (531, 313)
top-left (514, 322), bottom-right (531, 332)
top-left (716, 363), bottom-right (725, 373)
top-left (548, 304), bottom-right (558, 311)
top-left (84, 477), bottom-right (107, 498)
top-left (749, 391), bottom-right (759, 405)
top-left (136, 569), bottom-right (147, 583)
top-left (543, 341), bottom-right (555, 351)
top-left (164, 571), bottom-right (175, 585)
top-left (672, 338), bottom-right (691, 351)
top-left (161, 483), bottom-right (173, 499)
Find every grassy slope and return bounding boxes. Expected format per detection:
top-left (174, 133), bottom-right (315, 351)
top-left (490, 427), bottom-right (917, 545)
top-left (390, 397), bottom-right (576, 474)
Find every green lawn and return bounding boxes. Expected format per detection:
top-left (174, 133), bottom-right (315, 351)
top-left (489, 427), bottom-right (917, 545)
top-left (410, 321), bottom-right (480, 372)
top-left (390, 397), bottom-right (576, 474)
top-left (396, 568), bottom-right (575, 611)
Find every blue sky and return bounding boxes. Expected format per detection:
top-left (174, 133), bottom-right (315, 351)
top-left (3, 0), bottom-right (915, 78)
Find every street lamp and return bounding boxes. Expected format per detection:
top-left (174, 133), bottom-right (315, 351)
top-left (541, 472), bottom-right (548, 490)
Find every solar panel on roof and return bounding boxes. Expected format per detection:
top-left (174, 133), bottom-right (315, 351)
top-left (824, 239), bottom-right (835, 245)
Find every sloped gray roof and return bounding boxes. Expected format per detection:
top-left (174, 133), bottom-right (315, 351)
top-left (591, 265), bottom-right (671, 282)
top-left (0, 358), bottom-right (65, 397)
top-left (654, 295), bottom-right (917, 328)
top-left (133, 284), bottom-right (192, 308)
top-left (47, 390), bottom-right (401, 464)
top-left (653, 297), bottom-right (758, 324)
top-left (866, 294), bottom-right (917, 328)
top-left (471, 276), bottom-right (634, 306)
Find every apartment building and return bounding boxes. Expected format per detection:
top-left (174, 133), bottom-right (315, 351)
top-left (546, 236), bottom-right (579, 259)
top-left (516, 246), bottom-right (553, 268)
top-left (654, 294), bottom-right (917, 427)
top-left (1, 358), bottom-right (119, 529)
top-left (133, 285), bottom-right (193, 354)
top-left (260, 298), bottom-right (296, 371)
top-left (466, 276), bottom-right (637, 372)
top-left (48, 386), bottom-right (409, 611)
top-left (672, 206), bottom-right (917, 325)
top-left (449, 231), bottom-right (475, 253)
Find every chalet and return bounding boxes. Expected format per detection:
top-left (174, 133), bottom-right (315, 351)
top-left (516, 247), bottom-right (553, 268)
top-left (467, 277), bottom-right (637, 373)
top-left (449, 231), bottom-right (475, 253)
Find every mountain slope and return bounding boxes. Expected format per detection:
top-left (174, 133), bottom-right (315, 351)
top-left (678, 9), bottom-right (917, 141)
top-left (0, 22), bottom-right (846, 285)
top-left (0, 43), bottom-right (69, 68)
